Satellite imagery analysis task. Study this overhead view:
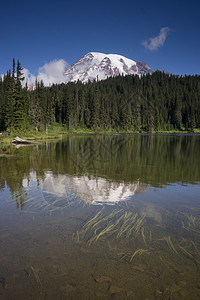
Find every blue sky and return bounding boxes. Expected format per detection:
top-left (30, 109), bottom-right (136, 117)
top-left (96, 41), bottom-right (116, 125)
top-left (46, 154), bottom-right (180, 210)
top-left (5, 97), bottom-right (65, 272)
top-left (1, 0), bottom-right (200, 81)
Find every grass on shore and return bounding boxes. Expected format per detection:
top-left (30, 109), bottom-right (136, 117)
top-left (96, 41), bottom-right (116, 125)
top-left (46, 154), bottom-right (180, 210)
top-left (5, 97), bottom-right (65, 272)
top-left (0, 124), bottom-right (68, 143)
top-left (1, 125), bottom-right (200, 144)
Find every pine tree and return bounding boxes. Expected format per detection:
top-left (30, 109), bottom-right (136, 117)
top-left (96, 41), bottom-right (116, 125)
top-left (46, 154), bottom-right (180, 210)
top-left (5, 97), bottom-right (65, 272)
top-left (30, 80), bottom-right (41, 131)
top-left (13, 60), bottom-right (25, 129)
top-left (4, 70), bottom-right (15, 130)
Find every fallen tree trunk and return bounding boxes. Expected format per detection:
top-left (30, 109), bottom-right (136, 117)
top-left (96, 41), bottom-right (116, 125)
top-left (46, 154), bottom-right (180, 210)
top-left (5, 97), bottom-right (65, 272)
top-left (11, 136), bottom-right (41, 145)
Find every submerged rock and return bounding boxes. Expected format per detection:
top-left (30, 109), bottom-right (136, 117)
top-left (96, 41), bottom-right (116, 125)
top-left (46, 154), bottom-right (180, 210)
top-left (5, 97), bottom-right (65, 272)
top-left (132, 265), bottom-right (144, 272)
top-left (95, 276), bottom-right (112, 283)
top-left (109, 285), bottom-right (123, 295)
top-left (177, 280), bottom-right (187, 287)
top-left (0, 277), bottom-right (6, 289)
top-left (155, 289), bottom-right (163, 296)
top-left (168, 284), bottom-right (182, 293)
top-left (64, 283), bottom-right (76, 291)
top-left (127, 290), bottom-right (135, 297)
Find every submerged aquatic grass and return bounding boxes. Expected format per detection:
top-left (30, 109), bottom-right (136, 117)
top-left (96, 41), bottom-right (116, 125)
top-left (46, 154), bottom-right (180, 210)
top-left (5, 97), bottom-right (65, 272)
top-left (158, 236), bottom-right (178, 255)
top-left (181, 213), bottom-right (200, 234)
top-left (130, 249), bottom-right (149, 261)
top-left (141, 227), bottom-right (147, 245)
top-left (178, 245), bottom-right (194, 259)
top-left (77, 206), bottom-right (150, 248)
top-left (31, 266), bottom-right (42, 287)
top-left (73, 201), bottom-right (200, 271)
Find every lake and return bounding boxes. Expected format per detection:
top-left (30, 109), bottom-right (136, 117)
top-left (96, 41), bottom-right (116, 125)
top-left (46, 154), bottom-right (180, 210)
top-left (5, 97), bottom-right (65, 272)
top-left (0, 134), bottom-right (200, 299)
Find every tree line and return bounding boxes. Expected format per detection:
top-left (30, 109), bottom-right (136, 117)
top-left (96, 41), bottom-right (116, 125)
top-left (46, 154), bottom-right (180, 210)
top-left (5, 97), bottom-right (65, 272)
top-left (0, 59), bottom-right (200, 132)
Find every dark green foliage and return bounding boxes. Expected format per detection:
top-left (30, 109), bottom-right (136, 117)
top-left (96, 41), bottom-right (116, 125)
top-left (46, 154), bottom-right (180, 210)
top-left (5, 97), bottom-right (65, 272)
top-left (0, 59), bottom-right (28, 131)
top-left (13, 60), bottom-right (26, 129)
top-left (0, 60), bottom-right (200, 132)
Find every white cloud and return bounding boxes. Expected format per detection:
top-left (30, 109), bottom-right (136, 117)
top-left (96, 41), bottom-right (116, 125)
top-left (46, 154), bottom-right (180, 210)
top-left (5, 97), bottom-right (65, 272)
top-left (37, 59), bottom-right (68, 86)
top-left (22, 68), bottom-right (36, 88)
top-left (23, 59), bottom-right (69, 88)
top-left (142, 27), bottom-right (170, 51)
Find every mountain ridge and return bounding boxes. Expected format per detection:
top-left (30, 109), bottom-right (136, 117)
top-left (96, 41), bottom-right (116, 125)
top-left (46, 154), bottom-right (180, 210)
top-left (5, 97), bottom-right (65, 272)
top-left (64, 52), bottom-right (153, 83)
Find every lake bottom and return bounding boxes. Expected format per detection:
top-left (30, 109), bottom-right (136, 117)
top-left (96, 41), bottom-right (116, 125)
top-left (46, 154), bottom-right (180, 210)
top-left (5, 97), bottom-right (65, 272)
top-left (1, 184), bottom-right (200, 300)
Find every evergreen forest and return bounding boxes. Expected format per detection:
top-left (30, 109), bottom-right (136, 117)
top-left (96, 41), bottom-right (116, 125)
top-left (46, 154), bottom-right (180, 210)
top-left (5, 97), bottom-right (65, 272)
top-left (0, 59), bottom-right (200, 133)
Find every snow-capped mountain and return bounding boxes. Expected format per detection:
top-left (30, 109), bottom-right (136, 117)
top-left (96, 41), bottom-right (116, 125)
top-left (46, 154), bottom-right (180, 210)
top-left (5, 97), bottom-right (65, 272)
top-left (64, 52), bottom-right (153, 83)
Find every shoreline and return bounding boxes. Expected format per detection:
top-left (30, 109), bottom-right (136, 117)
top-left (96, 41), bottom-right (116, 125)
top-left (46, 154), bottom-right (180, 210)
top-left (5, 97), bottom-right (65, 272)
top-left (1, 128), bottom-right (200, 144)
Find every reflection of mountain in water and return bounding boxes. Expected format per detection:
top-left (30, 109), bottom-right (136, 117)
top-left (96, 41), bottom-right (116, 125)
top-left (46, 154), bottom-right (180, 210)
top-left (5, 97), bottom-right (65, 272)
top-left (1, 135), bottom-right (200, 195)
top-left (40, 172), bottom-right (149, 206)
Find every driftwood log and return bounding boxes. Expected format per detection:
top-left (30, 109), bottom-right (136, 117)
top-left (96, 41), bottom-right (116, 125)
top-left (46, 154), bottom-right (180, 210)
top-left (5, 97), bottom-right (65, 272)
top-left (11, 136), bottom-right (40, 145)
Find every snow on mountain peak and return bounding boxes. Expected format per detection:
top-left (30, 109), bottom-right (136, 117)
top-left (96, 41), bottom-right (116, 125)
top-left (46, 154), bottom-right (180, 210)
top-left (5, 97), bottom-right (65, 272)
top-left (64, 52), bottom-right (153, 83)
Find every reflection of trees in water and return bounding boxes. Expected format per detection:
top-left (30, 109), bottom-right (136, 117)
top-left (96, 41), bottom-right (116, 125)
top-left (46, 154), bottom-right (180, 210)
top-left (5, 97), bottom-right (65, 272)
top-left (0, 135), bottom-right (200, 209)
top-left (53, 134), bottom-right (200, 184)
top-left (11, 187), bottom-right (26, 210)
top-left (0, 144), bottom-right (41, 210)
